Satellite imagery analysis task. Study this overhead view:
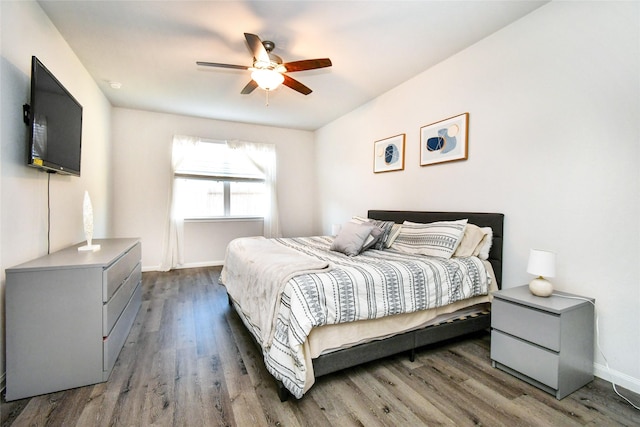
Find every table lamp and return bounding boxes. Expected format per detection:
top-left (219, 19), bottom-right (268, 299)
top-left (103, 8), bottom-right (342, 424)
top-left (527, 249), bottom-right (556, 297)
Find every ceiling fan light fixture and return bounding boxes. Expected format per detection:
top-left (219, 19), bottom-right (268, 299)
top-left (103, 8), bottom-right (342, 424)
top-left (198, 32), bottom-right (332, 96)
top-left (251, 68), bottom-right (284, 91)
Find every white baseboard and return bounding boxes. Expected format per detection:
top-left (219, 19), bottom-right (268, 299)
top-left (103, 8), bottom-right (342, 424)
top-left (176, 261), bottom-right (224, 269)
top-left (594, 363), bottom-right (640, 395)
top-left (141, 261), bottom-right (224, 272)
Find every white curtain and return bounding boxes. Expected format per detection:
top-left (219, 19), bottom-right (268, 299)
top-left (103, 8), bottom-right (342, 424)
top-left (159, 135), bottom-right (200, 271)
top-left (160, 136), bottom-right (281, 270)
top-left (228, 140), bottom-right (281, 238)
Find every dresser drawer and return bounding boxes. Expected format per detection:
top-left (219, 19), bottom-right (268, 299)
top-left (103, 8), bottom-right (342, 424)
top-left (103, 242), bottom-right (141, 302)
top-left (103, 281), bottom-right (141, 375)
top-left (492, 299), bottom-right (560, 351)
top-left (491, 330), bottom-right (559, 389)
top-left (103, 263), bottom-right (141, 336)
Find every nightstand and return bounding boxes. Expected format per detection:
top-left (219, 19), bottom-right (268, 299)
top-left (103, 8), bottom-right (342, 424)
top-left (490, 285), bottom-right (594, 399)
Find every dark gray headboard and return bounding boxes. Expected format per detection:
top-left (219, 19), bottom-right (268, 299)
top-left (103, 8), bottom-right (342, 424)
top-left (368, 210), bottom-right (504, 289)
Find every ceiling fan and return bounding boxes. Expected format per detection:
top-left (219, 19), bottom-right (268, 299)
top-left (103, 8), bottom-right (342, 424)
top-left (197, 33), bottom-right (332, 96)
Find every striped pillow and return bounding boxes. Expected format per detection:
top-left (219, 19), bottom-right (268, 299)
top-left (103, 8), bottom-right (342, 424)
top-left (351, 216), bottom-right (396, 250)
top-left (391, 219), bottom-right (468, 258)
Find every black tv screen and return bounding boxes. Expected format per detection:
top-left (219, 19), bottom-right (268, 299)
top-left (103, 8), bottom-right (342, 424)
top-left (27, 56), bottom-right (83, 176)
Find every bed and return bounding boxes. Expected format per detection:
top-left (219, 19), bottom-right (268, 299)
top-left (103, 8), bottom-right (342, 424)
top-left (220, 210), bottom-right (504, 401)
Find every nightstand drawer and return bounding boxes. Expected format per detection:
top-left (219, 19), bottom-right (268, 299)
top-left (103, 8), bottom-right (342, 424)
top-left (492, 299), bottom-right (560, 351)
top-left (491, 330), bottom-right (559, 389)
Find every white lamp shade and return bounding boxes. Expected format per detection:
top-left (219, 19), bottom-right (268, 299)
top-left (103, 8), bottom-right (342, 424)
top-left (527, 249), bottom-right (556, 278)
top-left (251, 69), bottom-right (284, 91)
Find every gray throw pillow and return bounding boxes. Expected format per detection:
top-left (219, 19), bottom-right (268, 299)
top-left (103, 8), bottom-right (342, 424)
top-left (330, 222), bottom-right (375, 256)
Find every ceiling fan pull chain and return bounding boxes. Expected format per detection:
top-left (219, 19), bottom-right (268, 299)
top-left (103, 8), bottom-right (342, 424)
top-left (265, 90), bottom-right (269, 106)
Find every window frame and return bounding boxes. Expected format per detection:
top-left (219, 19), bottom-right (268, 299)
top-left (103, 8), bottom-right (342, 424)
top-left (174, 173), bottom-right (266, 220)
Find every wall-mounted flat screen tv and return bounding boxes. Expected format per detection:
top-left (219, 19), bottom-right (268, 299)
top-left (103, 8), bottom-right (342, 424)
top-left (27, 56), bottom-right (83, 176)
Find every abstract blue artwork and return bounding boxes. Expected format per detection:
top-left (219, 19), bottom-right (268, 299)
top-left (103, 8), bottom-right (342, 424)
top-left (420, 113), bottom-right (469, 166)
top-left (374, 134), bottom-right (405, 173)
top-left (384, 144), bottom-right (400, 163)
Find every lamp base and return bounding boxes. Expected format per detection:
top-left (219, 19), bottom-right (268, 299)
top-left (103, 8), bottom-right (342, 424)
top-left (78, 244), bottom-right (101, 252)
top-left (529, 277), bottom-right (553, 297)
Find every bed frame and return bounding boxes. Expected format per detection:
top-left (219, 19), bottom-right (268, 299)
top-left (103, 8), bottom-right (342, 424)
top-left (233, 210), bottom-right (504, 401)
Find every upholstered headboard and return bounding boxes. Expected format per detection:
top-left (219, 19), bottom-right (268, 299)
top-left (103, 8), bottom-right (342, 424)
top-left (368, 210), bottom-right (504, 289)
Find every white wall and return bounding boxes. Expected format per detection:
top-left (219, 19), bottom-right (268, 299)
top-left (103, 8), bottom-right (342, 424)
top-left (111, 108), bottom-right (317, 270)
top-left (0, 1), bottom-right (112, 385)
top-left (315, 2), bottom-right (640, 393)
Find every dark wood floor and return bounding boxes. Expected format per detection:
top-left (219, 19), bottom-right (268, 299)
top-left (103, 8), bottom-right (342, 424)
top-left (2, 267), bottom-right (639, 426)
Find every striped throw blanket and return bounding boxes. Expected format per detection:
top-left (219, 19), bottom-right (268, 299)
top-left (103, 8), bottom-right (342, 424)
top-left (221, 236), bottom-right (490, 398)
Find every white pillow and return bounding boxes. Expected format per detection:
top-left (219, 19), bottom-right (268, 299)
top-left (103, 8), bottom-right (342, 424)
top-left (350, 215), bottom-right (370, 224)
top-left (474, 227), bottom-right (493, 260)
top-left (453, 223), bottom-right (486, 257)
top-left (391, 219), bottom-right (468, 258)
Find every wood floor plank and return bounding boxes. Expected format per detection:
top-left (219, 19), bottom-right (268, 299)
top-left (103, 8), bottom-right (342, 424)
top-left (194, 353), bottom-right (235, 426)
top-left (411, 356), bottom-right (527, 426)
top-left (386, 361), bottom-right (483, 426)
top-left (510, 392), bottom-right (586, 426)
top-left (174, 299), bottom-right (197, 350)
top-left (570, 381), bottom-right (640, 426)
top-left (109, 330), bottom-right (163, 425)
top-left (173, 346), bottom-right (205, 426)
top-left (230, 392), bottom-right (268, 427)
top-left (308, 374), bottom-right (386, 427)
top-left (3, 266), bottom-right (639, 427)
top-left (6, 395), bottom-right (54, 426)
top-left (140, 347), bottom-right (176, 426)
top-left (74, 382), bottom-right (114, 426)
top-left (369, 364), bottom-right (456, 426)
top-left (438, 337), bottom-right (533, 400)
top-left (347, 364), bottom-right (441, 426)
top-left (143, 295), bottom-right (166, 335)
top-left (289, 388), bottom-right (334, 427)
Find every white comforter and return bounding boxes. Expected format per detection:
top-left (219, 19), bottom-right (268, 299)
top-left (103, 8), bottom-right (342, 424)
top-left (220, 236), bottom-right (332, 347)
top-left (220, 236), bottom-right (490, 398)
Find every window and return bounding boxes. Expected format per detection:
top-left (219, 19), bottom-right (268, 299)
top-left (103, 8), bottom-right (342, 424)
top-left (174, 140), bottom-right (266, 218)
top-left (161, 135), bottom-right (279, 271)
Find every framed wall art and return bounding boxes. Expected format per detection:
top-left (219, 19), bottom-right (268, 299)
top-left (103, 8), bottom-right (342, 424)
top-left (374, 134), bottom-right (405, 173)
top-left (420, 113), bottom-right (469, 166)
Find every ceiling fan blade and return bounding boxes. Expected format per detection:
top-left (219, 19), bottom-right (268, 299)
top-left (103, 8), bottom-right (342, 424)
top-left (241, 80), bottom-right (258, 94)
top-left (196, 61), bottom-right (248, 70)
top-left (244, 33), bottom-right (270, 63)
top-left (282, 74), bottom-right (312, 95)
top-left (283, 58), bottom-right (332, 72)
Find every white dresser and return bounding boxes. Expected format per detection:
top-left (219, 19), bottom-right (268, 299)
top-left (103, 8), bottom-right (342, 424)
top-left (5, 238), bottom-right (142, 401)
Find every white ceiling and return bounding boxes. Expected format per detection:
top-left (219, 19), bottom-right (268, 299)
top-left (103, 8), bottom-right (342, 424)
top-left (38, 1), bottom-right (547, 131)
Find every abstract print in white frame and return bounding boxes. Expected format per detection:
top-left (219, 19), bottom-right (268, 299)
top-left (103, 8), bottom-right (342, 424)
top-left (374, 134), bottom-right (405, 173)
top-left (420, 113), bottom-right (469, 166)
